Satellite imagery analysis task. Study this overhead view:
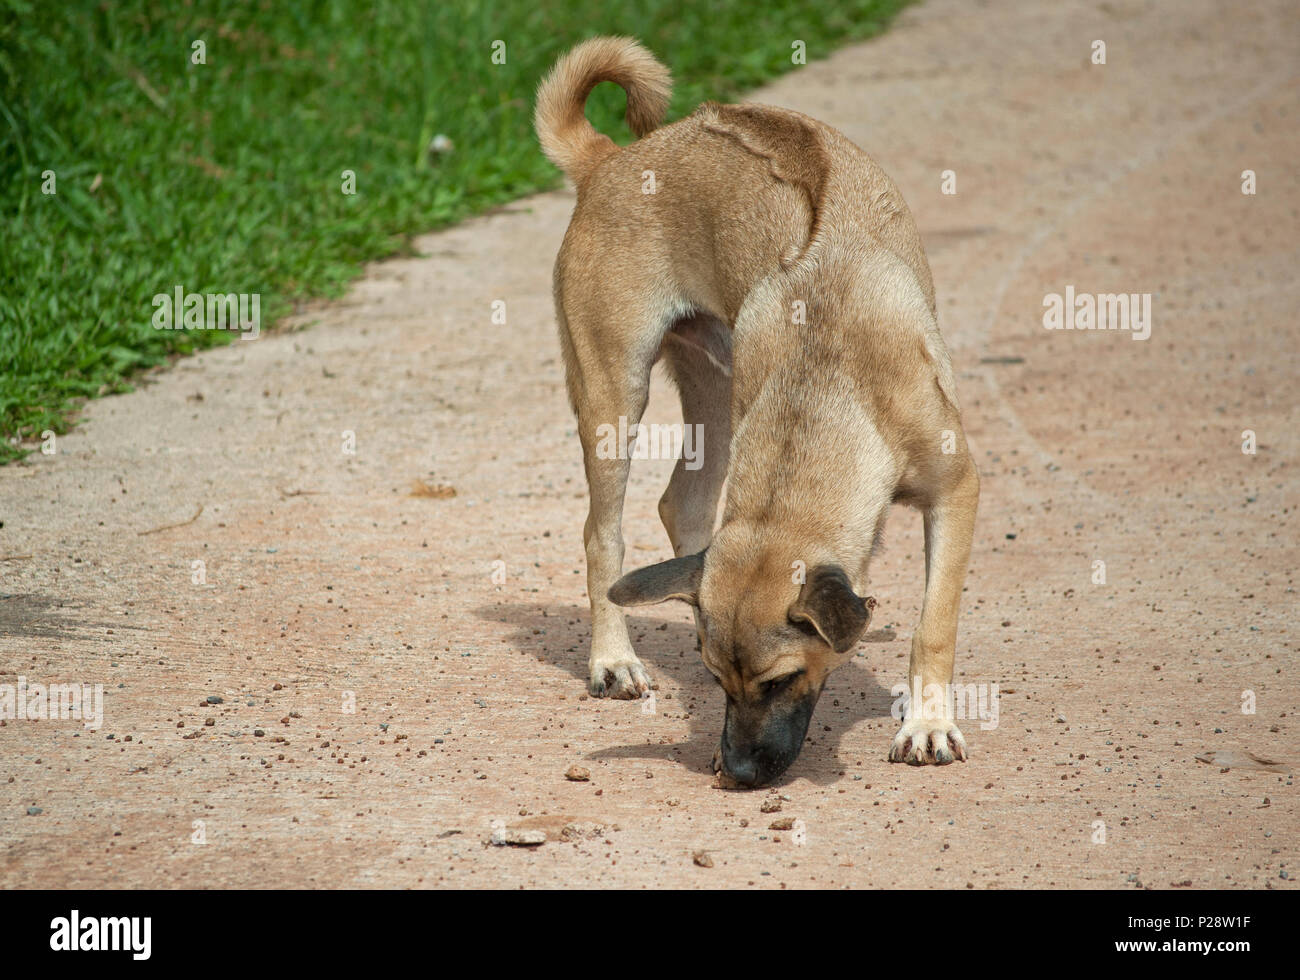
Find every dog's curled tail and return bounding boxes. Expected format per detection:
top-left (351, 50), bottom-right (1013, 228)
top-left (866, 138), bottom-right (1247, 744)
top-left (534, 36), bottom-right (671, 184)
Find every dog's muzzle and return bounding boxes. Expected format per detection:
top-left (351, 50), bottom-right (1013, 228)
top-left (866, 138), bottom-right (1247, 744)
top-left (718, 688), bottom-right (819, 787)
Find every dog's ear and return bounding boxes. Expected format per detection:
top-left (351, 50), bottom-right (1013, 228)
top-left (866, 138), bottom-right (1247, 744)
top-left (608, 552), bottom-right (704, 608)
top-left (788, 565), bottom-right (875, 653)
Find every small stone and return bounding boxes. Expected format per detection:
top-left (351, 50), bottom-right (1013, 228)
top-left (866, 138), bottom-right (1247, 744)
top-left (769, 817), bottom-right (796, 831)
top-left (26, 806), bottom-right (42, 816)
top-left (206, 696), bottom-right (223, 704)
top-left (495, 828), bottom-right (546, 847)
top-left (760, 798), bottom-right (782, 813)
top-left (564, 765), bottom-right (590, 782)
top-left (560, 821), bottom-right (605, 842)
top-left (693, 851), bottom-right (714, 868)
top-left (253, 729), bottom-right (266, 737)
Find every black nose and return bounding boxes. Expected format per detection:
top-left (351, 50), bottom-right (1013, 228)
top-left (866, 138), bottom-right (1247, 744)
top-left (722, 753), bottom-right (762, 787)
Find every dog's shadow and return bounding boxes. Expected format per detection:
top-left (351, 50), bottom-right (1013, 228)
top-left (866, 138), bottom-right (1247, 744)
top-left (477, 599), bottom-right (898, 789)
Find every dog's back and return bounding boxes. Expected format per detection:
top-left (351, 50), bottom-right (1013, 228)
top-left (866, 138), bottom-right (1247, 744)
top-left (535, 38), bottom-right (935, 328)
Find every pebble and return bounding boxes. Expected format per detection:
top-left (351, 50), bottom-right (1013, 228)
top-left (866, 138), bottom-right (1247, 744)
top-left (693, 851), bottom-right (714, 868)
top-left (564, 765), bottom-right (590, 782)
top-left (494, 828), bottom-right (546, 847)
top-left (560, 821), bottom-right (605, 842)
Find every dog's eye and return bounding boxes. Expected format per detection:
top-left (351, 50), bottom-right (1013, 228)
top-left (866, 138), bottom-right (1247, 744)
top-left (761, 670), bottom-right (802, 695)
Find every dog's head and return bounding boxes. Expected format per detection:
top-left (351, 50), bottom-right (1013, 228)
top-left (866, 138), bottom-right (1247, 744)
top-left (609, 529), bottom-right (874, 787)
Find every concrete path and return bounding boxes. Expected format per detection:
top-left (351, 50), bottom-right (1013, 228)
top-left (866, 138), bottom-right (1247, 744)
top-left (2, 0), bottom-right (1297, 887)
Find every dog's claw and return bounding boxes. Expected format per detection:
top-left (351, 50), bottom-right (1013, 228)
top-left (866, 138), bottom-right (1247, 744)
top-left (588, 657), bottom-right (651, 699)
top-left (888, 719), bottom-right (968, 766)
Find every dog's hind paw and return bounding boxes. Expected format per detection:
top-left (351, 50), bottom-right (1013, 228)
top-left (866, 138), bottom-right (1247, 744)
top-left (588, 657), bottom-right (651, 699)
top-left (888, 718), bottom-right (968, 766)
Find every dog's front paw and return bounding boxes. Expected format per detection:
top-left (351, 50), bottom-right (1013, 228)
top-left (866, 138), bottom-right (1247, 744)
top-left (888, 718), bottom-right (968, 765)
top-left (588, 655), bottom-right (650, 699)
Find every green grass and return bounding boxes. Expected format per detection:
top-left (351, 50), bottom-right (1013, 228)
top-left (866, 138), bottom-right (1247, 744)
top-left (0, 0), bottom-right (910, 462)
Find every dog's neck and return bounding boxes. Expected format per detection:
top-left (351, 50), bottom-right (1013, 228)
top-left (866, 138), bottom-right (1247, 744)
top-left (719, 372), bottom-right (896, 590)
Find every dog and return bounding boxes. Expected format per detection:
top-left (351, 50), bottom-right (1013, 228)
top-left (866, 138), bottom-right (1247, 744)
top-left (534, 37), bottom-right (979, 786)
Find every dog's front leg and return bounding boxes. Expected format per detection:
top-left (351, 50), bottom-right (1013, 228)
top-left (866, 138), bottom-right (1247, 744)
top-left (890, 459), bottom-right (980, 764)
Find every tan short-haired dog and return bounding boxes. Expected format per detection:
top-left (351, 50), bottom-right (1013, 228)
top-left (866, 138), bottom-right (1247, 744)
top-left (535, 37), bottom-right (979, 786)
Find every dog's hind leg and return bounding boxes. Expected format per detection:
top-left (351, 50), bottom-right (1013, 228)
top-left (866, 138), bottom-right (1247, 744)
top-left (558, 295), bottom-right (670, 699)
top-left (658, 313), bottom-right (733, 559)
